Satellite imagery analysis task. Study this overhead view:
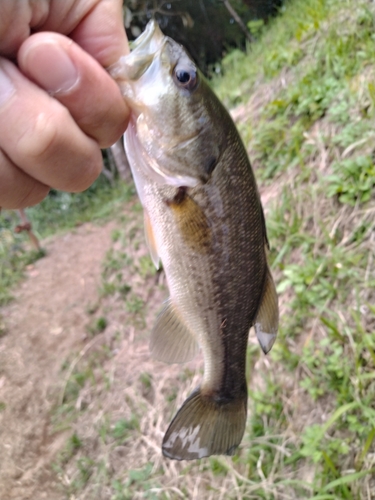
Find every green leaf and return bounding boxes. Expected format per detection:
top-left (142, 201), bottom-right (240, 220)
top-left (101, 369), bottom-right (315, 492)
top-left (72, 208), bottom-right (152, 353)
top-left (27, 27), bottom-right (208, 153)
top-left (322, 468), bottom-right (375, 491)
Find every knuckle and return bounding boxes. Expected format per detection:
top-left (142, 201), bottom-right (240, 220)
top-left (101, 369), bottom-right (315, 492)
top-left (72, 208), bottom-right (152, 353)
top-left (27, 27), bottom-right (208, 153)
top-left (95, 106), bottom-right (129, 149)
top-left (18, 181), bottom-right (50, 208)
top-left (68, 145), bottom-right (103, 193)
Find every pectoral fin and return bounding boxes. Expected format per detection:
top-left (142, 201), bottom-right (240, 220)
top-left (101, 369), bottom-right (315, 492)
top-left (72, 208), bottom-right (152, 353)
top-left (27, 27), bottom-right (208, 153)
top-left (150, 300), bottom-right (199, 363)
top-left (254, 267), bottom-right (279, 354)
top-left (144, 208), bottom-right (160, 270)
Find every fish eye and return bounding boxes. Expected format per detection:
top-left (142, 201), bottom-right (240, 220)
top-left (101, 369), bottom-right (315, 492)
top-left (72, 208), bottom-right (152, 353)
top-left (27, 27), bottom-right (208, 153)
top-left (173, 66), bottom-right (198, 91)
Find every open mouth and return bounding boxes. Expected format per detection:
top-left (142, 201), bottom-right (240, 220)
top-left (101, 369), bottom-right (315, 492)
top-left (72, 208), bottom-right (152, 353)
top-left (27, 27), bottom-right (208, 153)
top-left (109, 21), bottom-right (165, 82)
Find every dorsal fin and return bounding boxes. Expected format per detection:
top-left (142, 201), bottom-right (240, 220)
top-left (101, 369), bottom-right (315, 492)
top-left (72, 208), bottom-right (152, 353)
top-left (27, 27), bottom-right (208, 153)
top-left (260, 205), bottom-right (270, 250)
top-left (254, 266), bottom-right (279, 354)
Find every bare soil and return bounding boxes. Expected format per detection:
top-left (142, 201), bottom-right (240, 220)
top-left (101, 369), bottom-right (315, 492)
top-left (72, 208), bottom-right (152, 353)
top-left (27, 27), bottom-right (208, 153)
top-left (0, 221), bottom-right (116, 500)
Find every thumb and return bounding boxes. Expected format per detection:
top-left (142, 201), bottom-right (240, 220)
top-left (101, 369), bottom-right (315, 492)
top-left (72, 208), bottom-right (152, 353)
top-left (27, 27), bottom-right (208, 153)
top-left (18, 32), bottom-right (129, 148)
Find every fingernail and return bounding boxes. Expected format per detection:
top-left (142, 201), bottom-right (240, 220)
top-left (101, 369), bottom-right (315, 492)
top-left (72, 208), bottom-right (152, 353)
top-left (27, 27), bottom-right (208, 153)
top-left (0, 63), bottom-right (16, 107)
top-left (22, 41), bottom-right (79, 94)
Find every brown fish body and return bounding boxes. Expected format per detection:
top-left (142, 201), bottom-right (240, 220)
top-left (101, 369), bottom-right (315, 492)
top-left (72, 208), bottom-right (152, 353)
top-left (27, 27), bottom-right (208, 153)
top-left (110, 21), bottom-right (278, 460)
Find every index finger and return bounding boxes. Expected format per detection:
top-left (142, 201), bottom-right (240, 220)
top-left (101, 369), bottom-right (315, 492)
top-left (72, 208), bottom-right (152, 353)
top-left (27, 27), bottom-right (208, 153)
top-left (69, 0), bottom-right (129, 67)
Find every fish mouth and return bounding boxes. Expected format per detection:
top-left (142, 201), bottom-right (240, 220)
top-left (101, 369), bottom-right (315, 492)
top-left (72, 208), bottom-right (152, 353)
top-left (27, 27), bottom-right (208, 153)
top-left (109, 20), bottom-right (165, 82)
top-left (131, 20), bottom-right (164, 52)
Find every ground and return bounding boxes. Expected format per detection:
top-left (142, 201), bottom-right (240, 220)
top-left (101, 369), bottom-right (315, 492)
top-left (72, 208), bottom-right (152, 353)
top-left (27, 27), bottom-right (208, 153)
top-left (0, 221), bottom-right (117, 499)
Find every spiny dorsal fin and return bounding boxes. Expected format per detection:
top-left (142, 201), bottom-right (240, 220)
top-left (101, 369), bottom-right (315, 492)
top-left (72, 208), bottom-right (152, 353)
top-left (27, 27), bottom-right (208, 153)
top-left (144, 208), bottom-right (160, 270)
top-left (254, 267), bottom-right (279, 354)
top-left (260, 205), bottom-right (270, 250)
top-left (150, 300), bottom-right (199, 364)
top-left (162, 388), bottom-right (247, 460)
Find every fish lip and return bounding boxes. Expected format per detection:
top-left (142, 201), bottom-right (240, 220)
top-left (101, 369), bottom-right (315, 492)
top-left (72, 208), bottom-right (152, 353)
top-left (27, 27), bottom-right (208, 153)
top-left (131, 20), bottom-right (161, 51)
top-left (108, 20), bottom-right (165, 82)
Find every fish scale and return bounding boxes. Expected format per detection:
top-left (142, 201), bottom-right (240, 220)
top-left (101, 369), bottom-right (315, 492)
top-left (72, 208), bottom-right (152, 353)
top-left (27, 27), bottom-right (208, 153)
top-left (109, 20), bottom-right (279, 460)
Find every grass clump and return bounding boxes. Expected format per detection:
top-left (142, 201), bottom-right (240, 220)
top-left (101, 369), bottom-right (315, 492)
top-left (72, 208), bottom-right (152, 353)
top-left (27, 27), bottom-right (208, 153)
top-left (26, 173), bottom-right (134, 238)
top-left (0, 213), bottom-right (46, 305)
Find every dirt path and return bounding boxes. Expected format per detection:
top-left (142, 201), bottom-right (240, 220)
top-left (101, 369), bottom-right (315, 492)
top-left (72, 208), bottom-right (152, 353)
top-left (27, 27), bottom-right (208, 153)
top-left (0, 221), bottom-right (116, 500)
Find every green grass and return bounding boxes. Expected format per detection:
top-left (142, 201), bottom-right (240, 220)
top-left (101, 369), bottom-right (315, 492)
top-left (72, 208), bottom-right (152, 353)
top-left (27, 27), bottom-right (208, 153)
top-left (26, 174), bottom-right (134, 238)
top-left (0, 216), bottom-right (46, 305)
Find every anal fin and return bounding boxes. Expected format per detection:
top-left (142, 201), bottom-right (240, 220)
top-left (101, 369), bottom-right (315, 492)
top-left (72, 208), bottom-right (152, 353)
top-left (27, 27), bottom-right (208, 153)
top-left (254, 267), bottom-right (279, 354)
top-left (150, 300), bottom-right (199, 364)
top-left (144, 208), bottom-right (160, 270)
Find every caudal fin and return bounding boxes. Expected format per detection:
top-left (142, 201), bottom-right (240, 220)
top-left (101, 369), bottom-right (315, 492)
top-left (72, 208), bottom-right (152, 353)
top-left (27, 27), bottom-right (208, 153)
top-left (162, 388), bottom-right (247, 460)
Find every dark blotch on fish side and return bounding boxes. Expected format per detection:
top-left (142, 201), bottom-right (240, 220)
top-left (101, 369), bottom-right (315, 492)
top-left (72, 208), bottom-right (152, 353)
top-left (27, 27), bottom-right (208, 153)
top-left (166, 188), bottom-right (212, 253)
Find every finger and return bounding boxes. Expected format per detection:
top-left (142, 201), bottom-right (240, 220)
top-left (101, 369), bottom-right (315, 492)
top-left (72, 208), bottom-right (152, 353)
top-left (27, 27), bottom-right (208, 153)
top-left (0, 57), bottom-right (102, 193)
top-left (0, 0), bottom-right (129, 63)
top-left (0, 0), bottom-right (49, 57)
top-left (0, 150), bottom-right (49, 209)
top-left (51, 0), bottom-right (129, 68)
top-left (18, 32), bottom-right (129, 148)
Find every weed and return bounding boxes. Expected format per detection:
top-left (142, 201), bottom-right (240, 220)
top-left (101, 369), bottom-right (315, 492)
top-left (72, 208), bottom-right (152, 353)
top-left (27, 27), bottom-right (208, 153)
top-left (327, 155), bottom-right (375, 205)
top-left (111, 415), bottom-right (139, 442)
top-left (87, 316), bottom-right (108, 336)
top-left (137, 255), bottom-right (157, 278)
top-left (0, 219), bottom-right (45, 305)
top-left (27, 176), bottom-right (134, 238)
top-left (139, 372), bottom-right (152, 390)
top-left (125, 293), bottom-right (145, 326)
top-left (60, 433), bottom-right (82, 465)
top-left (0, 314), bottom-right (6, 337)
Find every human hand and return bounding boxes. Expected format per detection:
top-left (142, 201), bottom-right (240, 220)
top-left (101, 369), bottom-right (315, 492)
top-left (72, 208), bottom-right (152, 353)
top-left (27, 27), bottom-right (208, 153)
top-left (0, 0), bottom-right (130, 209)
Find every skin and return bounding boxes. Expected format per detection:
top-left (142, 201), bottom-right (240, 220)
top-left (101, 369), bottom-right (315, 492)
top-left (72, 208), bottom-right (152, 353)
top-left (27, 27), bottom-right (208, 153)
top-left (0, 0), bottom-right (130, 210)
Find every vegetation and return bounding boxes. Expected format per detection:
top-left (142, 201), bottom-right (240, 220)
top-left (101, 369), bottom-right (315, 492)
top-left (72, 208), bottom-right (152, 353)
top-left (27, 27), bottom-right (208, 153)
top-left (1, 0), bottom-right (375, 497)
top-left (0, 175), bottom-right (134, 305)
top-left (124, 0), bottom-right (282, 73)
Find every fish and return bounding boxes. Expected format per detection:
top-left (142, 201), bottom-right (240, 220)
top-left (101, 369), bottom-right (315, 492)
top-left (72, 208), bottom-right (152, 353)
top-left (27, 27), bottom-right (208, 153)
top-left (109, 20), bottom-right (279, 461)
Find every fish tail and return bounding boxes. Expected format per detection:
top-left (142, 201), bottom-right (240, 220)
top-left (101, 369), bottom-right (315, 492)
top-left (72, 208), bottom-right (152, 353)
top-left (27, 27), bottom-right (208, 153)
top-left (162, 388), bottom-right (247, 460)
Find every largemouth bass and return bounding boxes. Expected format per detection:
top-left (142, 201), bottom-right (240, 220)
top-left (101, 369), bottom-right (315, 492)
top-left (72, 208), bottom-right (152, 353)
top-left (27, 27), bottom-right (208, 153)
top-left (110, 21), bottom-right (279, 461)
